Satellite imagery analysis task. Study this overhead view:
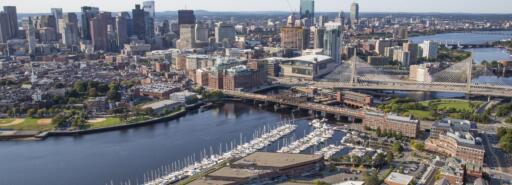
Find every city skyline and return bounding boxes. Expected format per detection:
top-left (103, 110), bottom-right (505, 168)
top-left (4, 0), bottom-right (512, 14)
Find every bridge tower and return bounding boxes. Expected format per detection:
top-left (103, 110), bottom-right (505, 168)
top-left (349, 49), bottom-right (358, 86)
top-left (466, 57), bottom-right (473, 94)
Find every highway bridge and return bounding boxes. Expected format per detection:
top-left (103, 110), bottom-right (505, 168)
top-left (220, 90), bottom-right (366, 119)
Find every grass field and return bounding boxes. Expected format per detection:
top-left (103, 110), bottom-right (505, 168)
top-left (87, 117), bottom-right (122, 129)
top-left (0, 118), bottom-right (14, 125)
top-left (0, 118), bottom-right (54, 131)
top-left (419, 100), bottom-right (481, 112)
top-left (407, 110), bottom-right (436, 121)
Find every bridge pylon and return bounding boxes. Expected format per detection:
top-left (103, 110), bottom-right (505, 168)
top-left (349, 49), bottom-right (358, 86)
top-left (466, 57), bottom-right (473, 94)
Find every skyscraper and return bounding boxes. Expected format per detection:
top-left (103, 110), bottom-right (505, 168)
top-left (178, 10), bottom-right (196, 26)
top-left (0, 12), bottom-right (9, 43)
top-left (324, 22), bottom-right (342, 62)
top-left (176, 24), bottom-right (195, 49)
top-left (24, 17), bottom-right (36, 54)
top-left (143, 1), bottom-right (156, 18)
top-left (132, 4), bottom-right (147, 40)
top-left (350, 2), bottom-right (359, 26)
top-left (81, 6), bottom-right (99, 40)
top-left (90, 12), bottom-right (112, 51)
top-left (300, 0), bottom-right (315, 27)
top-left (59, 13), bottom-right (80, 47)
top-left (3, 6), bottom-right (18, 39)
top-left (215, 22), bottom-right (236, 48)
top-left (115, 16), bottom-right (128, 48)
top-left (51, 8), bottom-right (63, 33)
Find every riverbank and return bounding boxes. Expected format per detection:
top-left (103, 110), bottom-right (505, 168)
top-left (0, 109), bottom-right (188, 141)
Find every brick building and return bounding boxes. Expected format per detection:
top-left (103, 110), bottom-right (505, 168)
top-left (363, 111), bottom-right (420, 138)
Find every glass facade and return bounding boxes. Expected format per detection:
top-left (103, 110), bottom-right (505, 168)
top-left (300, 0), bottom-right (314, 20)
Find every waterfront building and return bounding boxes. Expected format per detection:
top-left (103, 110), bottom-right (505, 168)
top-left (363, 111), bottom-right (420, 138)
top-left (300, 0), bottom-right (315, 27)
top-left (215, 22), bottom-right (236, 48)
top-left (336, 91), bottom-right (372, 108)
top-left (189, 152), bottom-right (324, 185)
top-left (420, 40), bottom-right (438, 60)
top-left (280, 54), bottom-right (336, 80)
top-left (141, 100), bottom-right (182, 114)
top-left (81, 6), bottom-right (100, 40)
top-left (425, 118), bottom-right (485, 165)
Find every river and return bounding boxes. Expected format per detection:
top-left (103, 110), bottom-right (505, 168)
top-left (0, 102), bottom-right (345, 185)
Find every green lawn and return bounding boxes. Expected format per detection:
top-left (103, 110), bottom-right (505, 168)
top-left (0, 118), bottom-right (14, 124)
top-left (408, 110), bottom-right (436, 121)
top-left (87, 117), bottom-right (122, 129)
top-left (419, 100), bottom-right (481, 112)
top-left (0, 118), bottom-right (54, 131)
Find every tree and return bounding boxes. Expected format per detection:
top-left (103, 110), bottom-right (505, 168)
top-left (386, 152), bottom-right (394, 163)
top-left (27, 109), bottom-right (37, 118)
top-left (88, 88), bottom-right (98, 97)
top-left (363, 172), bottom-right (381, 185)
top-left (411, 140), bottom-right (425, 151)
top-left (73, 80), bottom-right (87, 93)
top-left (312, 180), bottom-right (330, 185)
top-left (107, 83), bottom-right (121, 102)
top-left (52, 113), bottom-right (69, 128)
top-left (392, 141), bottom-right (402, 154)
top-left (373, 152), bottom-right (386, 168)
top-left (376, 127), bottom-right (382, 137)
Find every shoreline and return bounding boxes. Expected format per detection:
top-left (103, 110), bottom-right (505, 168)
top-left (0, 105), bottom-right (198, 141)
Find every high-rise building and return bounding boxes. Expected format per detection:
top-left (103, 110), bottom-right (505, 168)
top-left (393, 49), bottom-right (411, 66)
top-left (317, 15), bottom-right (327, 28)
top-left (323, 23), bottom-right (342, 62)
top-left (132, 4), bottom-right (147, 40)
top-left (311, 26), bottom-right (324, 49)
top-left (215, 22), bottom-right (236, 48)
top-left (90, 12), bottom-right (113, 51)
top-left (51, 8), bottom-right (63, 33)
top-left (81, 6), bottom-right (99, 40)
top-left (350, 2), bottom-right (359, 26)
top-left (178, 10), bottom-right (196, 26)
top-left (0, 12), bottom-right (9, 43)
top-left (119, 12), bottom-right (133, 37)
top-left (115, 16), bottom-right (128, 48)
top-left (403, 42), bottom-right (419, 65)
top-left (24, 17), bottom-right (37, 55)
top-left (280, 14), bottom-right (304, 51)
top-left (195, 22), bottom-right (209, 43)
top-left (300, 0), bottom-right (315, 27)
top-left (420, 40), bottom-right (438, 60)
top-left (176, 24), bottom-right (195, 49)
top-left (143, 1), bottom-right (156, 18)
top-left (59, 13), bottom-right (80, 47)
top-left (3, 6), bottom-right (18, 39)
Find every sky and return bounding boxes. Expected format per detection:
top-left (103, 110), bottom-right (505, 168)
top-left (3, 0), bottom-right (512, 14)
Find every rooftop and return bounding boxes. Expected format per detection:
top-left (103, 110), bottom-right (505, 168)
top-left (385, 172), bottom-right (414, 185)
top-left (232, 152), bottom-right (323, 169)
top-left (207, 167), bottom-right (271, 179)
top-left (286, 55), bottom-right (332, 63)
top-left (142, 100), bottom-right (181, 110)
top-left (187, 179), bottom-right (236, 185)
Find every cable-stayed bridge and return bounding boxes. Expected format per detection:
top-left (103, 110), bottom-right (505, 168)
top-left (279, 55), bottom-right (512, 97)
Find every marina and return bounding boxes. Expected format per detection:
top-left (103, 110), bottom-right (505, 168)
top-left (278, 119), bottom-right (335, 154)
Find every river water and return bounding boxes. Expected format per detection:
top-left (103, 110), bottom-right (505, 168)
top-left (0, 102), bottom-right (345, 185)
